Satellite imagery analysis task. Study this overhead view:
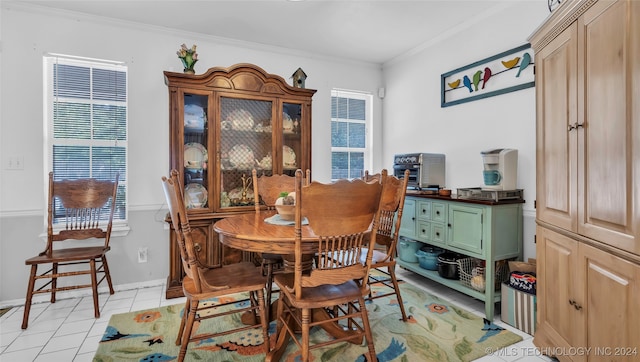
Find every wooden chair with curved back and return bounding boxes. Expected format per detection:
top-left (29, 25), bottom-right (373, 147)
top-left (363, 169), bottom-right (383, 183)
top-left (361, 169), bottom-right (411, 321)
top-left (252, 168), bottom-right (310, 318)
top-left (22, 172), bottom-right (119, 329)
top-left (162, 170), bottom-right (269, 361)
top-left (270, 169), bottom-right (382, 362)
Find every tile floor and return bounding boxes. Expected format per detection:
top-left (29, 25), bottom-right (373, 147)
top-left (0, 268), bottom-right (556, 361)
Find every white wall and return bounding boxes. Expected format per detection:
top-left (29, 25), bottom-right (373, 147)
top-left (0, 4), bottom-right (382, 304)
top-left (0, 2), bottom-right (550, 305)
top-left (381, 2), bottom-right (549, 261)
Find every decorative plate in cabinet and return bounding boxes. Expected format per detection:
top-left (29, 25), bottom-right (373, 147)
top-left (228, 144), bottom-right (255, 169)
top-left (283, 112), bottom-right (294, 134)
top-left (283, 145), bottom-right (296, 169)
top-left (184, 104), bottom-right (205, 131)
top-left (226, 109), bottom-right (254, 131)
top-left (184, 142), bottom-right (208, 170)
top-left (184, 183), bottom-right (207, 209)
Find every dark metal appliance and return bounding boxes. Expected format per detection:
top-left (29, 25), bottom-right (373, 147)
top-left (393, 153), bottom-right (446, 190)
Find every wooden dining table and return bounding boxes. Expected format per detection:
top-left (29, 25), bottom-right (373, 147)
top-left (213, 210), bottom-right (364, 361)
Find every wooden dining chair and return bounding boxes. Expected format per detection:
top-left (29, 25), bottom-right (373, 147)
top-left (22, 172), bottom-right (119, 330)
top-left (252, 168), bottom-right (310, 316)
top-left (363, 169), bottom-right (383, 183)
top-left (162, 170), bottom-right (269, 361)
top-left (271, 169), bottom-right (382, 362)
top-left (361, 169), bottom-right (411, 321)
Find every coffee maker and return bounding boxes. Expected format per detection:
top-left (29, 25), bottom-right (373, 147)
top-left (481, 148), bottom-right (518, 190)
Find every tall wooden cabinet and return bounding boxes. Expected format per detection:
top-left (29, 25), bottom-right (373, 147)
top-left (529, 0), bottom-right (640, 359)
top-left (164, 64), bottom-right (316, 298)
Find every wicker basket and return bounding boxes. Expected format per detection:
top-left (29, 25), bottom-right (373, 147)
top-left (458, 258), bottom-right (509, 293)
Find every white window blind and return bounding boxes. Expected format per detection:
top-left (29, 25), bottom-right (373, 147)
top-left (44, 54), bottom-right (128, 224)
top-left (330, 90), bottom-right (372, 180)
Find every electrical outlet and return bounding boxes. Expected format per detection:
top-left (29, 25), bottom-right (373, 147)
top-left (5, 156), bottom-right (24, 170)
top-left (138, 247), bottom-right (148, 263)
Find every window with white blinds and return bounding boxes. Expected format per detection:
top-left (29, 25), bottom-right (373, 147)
top-left (44, 54), bottom-right (128, 224)
top-left (330, 90), bottom-right (372, 180)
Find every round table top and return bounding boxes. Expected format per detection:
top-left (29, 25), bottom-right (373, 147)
top-left (214, 211), bottom-right (318, 255)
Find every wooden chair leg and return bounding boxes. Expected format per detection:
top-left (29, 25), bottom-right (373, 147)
top-left (257, 289), bottom-right (270, 353)
top-left (388, 266), bottom-right (407, 321)
top-left (102, 256), bottom-right (115, 294)
top-left (176, 297), bottom-right (190, 346)
top-left (179, 300), bottom-right (198, 362)
top-left (90, 259), bottom-right (100, 318)
top-left (51, 263), bottom-right (58, 303)
top-left (265, 263), bottom-right (274, 321)
top-left (359, 296), bottom-right (377, 362)
top-left (267, 297), bottom-right (292, 362)
top-left (22, 265), bottom-right (38, 329)
top-left (301, 308), bottom-right (311, 362)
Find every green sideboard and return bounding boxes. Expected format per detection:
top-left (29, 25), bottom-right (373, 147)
top-left (397, 192), bottom-right (524, 320)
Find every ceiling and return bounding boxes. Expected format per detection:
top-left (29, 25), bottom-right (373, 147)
top-left (11, 0), bottom-right (540, 65)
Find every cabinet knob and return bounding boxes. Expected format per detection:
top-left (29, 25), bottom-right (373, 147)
top-left (436, 232), bottom-right (440, 237)
top-left (436, 211), bottom-right (440, 215)
top-left (447, 223), bottom-right (452, 228)
top-left (194, 243), bottom-right (202, 252)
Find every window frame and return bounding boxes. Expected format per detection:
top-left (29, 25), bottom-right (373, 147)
top-left (330, 89), bottom-right (373, 181)
top-left (43, 54), bottom-right (129, 233)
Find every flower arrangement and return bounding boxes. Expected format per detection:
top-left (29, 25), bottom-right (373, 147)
top-left (176, 43), bottom-right (198, 74)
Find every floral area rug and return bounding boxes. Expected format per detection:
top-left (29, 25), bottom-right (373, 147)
top-left (94, 277), bottom-right (521, 361)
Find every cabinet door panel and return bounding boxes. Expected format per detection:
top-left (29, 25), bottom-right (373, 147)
top-left (431, 223), bottom-right (446, 245)
top-left (432, 202), bottom-right (446, 223)
top-left (580, 243), bottom-right (640, 361)
top-left (417, 221), bottom-right (431, 242)
top-left (577, 0), bottom-right (638, 253)
top-left (416, 200), bottom-right (431, 221)
top-left (447, 204), bottom-right (483, 255)
top-left (536, 23), bottom-right (578, 232)
top-left (535, 227), bottom-right (584, 354)
top-left (399, 198), bottom-right (416, 239)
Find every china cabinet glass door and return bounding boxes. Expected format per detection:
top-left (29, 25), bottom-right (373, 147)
top-left (182, 93), bottom-right (209, 210)
top-left (282, 102), bottom-right (303, 177)
top-left (219, 96), bottom-right (273, 209)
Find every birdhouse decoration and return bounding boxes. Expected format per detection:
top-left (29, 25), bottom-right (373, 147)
top-left (291, 68), bottom-right (307, 88)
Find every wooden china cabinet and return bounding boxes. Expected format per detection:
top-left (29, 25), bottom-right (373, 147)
top-left (529, 0), bottom-right (639, 360)
top-left (163, 64), bottom-right (316, 298)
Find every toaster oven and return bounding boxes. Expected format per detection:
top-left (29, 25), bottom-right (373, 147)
top-left (393, 153), bottom-right (446, 190)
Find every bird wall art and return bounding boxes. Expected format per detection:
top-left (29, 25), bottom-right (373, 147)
top-left (441, 44), bottom-right (535, 107)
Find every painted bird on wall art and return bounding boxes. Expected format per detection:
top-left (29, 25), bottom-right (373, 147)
top-left (516, 52), bottom-right (532, 77)
top-left (482, 67), bottom-right (492, 89)
top-left (472, 70), bottom-right (482, 91)
top-left (463, 75), bottom-right (473, 92)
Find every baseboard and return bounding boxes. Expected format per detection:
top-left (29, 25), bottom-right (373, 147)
top-left (0, 278), bottom-right (166, 310)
